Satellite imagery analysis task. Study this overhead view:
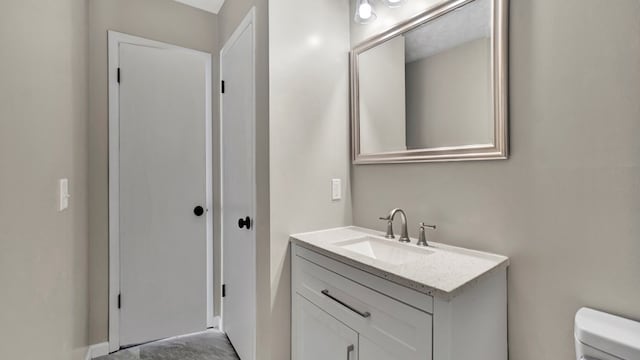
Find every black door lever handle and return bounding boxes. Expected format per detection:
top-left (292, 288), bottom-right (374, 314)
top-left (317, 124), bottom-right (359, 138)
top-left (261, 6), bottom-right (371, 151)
top-left (238, 216), bottom-right (251, 229)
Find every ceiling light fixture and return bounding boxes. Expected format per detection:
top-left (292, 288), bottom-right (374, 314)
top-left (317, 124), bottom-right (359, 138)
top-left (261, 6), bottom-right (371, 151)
top-left (354, 0), bottom-right (377, 24)
top-left (354, 0), bottom-right (407, 24)
top-left (382, 0), bottom-right (407, 8)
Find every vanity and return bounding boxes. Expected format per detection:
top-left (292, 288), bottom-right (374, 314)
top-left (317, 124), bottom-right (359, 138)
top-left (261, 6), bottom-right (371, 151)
top-left (290, 227), bottom-right (508, 360)
top-left (290, 0), bottom-right (511, 357)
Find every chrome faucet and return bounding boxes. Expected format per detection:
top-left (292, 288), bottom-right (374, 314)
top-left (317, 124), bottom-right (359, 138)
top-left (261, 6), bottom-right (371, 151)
top-left (379, 208), bottom-right (410, 242)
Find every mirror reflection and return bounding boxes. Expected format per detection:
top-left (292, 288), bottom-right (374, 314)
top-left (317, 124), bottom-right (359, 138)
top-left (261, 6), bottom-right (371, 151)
top-left (357, 0), bottom-right (494, 155)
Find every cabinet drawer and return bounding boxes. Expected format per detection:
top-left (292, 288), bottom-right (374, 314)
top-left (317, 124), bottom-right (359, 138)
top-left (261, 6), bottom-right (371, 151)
top-left (295, 244), bottom-right (433, 312)
top-left (293, 254), bottom-right (433, 360)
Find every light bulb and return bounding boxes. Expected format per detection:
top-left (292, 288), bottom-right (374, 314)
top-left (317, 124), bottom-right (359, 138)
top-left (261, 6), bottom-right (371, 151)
top-left (358, 3), bottom-right (372, 19)
top-left (354, 0), bottom-right (377, 24)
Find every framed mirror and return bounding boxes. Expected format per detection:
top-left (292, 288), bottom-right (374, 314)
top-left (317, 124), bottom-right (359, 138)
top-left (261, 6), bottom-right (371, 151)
top-left (351, 0), bottom-right (508, 164)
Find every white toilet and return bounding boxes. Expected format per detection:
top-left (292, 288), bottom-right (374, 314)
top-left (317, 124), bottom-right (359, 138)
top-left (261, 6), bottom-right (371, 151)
top-left (575, 307), bottom-right (640, 360)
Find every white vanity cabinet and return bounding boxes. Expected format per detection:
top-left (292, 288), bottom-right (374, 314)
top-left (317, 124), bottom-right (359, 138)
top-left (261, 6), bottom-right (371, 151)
top-left (291, 241), bottom-right (508, 360)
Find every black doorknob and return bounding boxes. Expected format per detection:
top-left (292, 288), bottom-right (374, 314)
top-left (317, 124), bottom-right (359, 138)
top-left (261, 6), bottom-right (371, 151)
top-left (193, 206), bottom-right (204, 217)
top-left (238, 216), bottom-right (251, 229)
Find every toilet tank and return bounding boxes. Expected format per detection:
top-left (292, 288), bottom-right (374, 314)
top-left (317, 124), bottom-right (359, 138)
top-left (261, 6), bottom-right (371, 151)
top-left (575, 307), bottom-right (640, 360)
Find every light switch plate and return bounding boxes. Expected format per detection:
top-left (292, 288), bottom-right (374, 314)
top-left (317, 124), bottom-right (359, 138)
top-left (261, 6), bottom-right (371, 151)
top-left (331, 179), bottom-right (341, 201)
top-left (59, 178), bottom-right (70, 211)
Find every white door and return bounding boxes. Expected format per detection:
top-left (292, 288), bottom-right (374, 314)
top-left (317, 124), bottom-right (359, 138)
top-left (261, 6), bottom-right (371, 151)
top-left (293, 294), bottom-right (359, 360)
top-left (118, 42), bottom-right (210, 347)
top-left (221, 9), bottom-right (256, 360)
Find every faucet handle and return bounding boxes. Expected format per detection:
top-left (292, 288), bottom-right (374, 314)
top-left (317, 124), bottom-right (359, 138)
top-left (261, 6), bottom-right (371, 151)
top-left (417, 222), bottom-right (436, 247)
top-left (419, 222), bottom-right (436, 230)
top-left (379, 215), bottom-right (395, 239)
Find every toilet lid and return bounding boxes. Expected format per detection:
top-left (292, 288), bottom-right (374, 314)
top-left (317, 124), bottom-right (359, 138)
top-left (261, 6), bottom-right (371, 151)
top-left (575, 307), bottom-right (640, 359)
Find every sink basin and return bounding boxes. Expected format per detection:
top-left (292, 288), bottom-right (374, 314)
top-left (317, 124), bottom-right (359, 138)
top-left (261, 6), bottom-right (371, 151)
top-left (335, 236), bottom-right (432, 266)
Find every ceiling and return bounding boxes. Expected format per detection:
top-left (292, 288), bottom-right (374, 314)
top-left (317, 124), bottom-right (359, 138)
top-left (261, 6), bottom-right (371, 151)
top-left (173, 0), bottom-right (225, 14)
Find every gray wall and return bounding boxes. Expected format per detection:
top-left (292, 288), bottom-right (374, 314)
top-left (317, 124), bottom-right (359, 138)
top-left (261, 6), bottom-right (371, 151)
top-left (218, 1), bottom-right (273, 359)
top-left (406, 37), bottom-right (492, 148)
top-left (0, 0), bottom-right (89, 359)
top-left (269, 0), bottom-right (353, 359)
top-left (88, 0), bottom-right (218, 343)
top-left (351, 1), bottom-right (640, 359)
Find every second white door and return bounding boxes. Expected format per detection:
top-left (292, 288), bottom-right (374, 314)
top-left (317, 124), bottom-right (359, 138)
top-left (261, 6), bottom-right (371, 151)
top-left (221, 9), bottom-right (256, 360)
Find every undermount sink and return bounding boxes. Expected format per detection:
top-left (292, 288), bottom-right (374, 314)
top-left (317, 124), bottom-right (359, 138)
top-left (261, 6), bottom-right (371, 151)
top-left (335, 236), bottom-right (432, 266)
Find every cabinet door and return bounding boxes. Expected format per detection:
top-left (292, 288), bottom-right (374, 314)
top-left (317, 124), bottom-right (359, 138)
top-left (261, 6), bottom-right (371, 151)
top-left (293, 294), bottom-right (358, 360)
top-left (360, 335), bottom-right (415, 360)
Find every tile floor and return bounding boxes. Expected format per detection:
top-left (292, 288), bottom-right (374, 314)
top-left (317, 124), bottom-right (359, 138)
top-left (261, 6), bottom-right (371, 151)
top-left (96, 330), bottom-right (240, 360)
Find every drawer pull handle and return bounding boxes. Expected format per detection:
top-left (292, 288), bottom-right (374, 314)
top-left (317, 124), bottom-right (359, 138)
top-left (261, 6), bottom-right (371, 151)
top-left (321, 289), bottom-right (371, 318)
top-left (347, 344), bottom-right (354, 360)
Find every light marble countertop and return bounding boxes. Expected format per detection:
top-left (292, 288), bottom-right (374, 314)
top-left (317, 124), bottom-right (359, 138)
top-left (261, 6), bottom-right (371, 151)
top-left (290, 226), bottom-right (509, 300)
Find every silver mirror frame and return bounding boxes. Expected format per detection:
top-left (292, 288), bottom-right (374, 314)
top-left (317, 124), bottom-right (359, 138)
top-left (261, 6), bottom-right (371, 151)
top-left (350, 0), bottom-right (509, 164)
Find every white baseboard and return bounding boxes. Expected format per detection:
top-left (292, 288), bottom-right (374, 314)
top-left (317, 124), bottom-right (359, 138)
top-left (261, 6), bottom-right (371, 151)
top-left (86, 342), bottom-right (110, 359)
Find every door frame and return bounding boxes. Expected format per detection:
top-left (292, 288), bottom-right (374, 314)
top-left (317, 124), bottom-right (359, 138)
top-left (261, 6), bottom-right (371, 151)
top-left (108, 31), bottom-right (214, 352)
top-left (219, 7), bottom-right (257, 359)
